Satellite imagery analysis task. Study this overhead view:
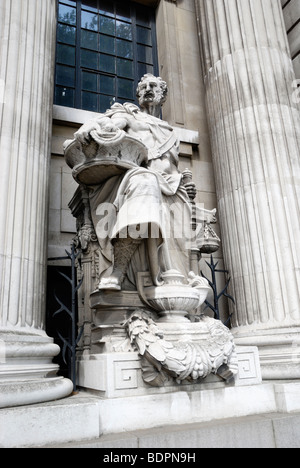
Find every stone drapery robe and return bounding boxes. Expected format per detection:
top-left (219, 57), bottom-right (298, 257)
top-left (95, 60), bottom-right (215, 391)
top-left (88, 103), bottom-right (192, 289)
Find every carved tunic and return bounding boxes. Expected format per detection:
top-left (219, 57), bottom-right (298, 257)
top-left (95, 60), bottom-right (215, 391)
top-left (88, 103), bottom-right (192, 289)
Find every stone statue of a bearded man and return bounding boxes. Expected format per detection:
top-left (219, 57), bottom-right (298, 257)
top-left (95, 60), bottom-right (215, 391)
top-left (73, 74), bottom-right (196, 291)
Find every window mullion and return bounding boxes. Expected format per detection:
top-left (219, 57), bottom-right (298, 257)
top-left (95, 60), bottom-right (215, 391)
top-left (131, 4), bottom-right (138, 97)
top-left (150, 11), bottom-right (159, 78)
top-left (75, 0), bottom-right (82, 109)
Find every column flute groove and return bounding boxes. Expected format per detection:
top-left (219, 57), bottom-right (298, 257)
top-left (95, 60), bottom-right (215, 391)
top-left (0, 0), bottom-right (73, 408)
top-left (196, 0), bottom-right (300, 379)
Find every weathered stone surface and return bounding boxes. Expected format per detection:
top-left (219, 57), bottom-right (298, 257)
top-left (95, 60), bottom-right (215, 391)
top-left (67, 73), bottom-right (235, 390)
top-left (0, 0), bottom-right (72, 407)
top-left (196, 0), bottom-right (300, 379)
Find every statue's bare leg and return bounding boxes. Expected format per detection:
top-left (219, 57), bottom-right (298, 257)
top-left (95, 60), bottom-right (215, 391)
top-left (98, 237), bottom-right (141, 291)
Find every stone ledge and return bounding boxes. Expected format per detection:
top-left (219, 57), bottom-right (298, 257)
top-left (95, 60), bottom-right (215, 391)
top-left (44, 412), bottom-right (300, 449)
top-left (2, 381), bottom-right (300, 448)
top-left (0, 395), bottom-right (101, 448)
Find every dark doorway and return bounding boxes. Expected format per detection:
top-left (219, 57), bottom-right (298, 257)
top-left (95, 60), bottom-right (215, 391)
top-left (46, 265), bottom-right (74, 379)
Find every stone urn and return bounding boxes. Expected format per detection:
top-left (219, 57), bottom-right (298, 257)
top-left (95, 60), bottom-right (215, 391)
top-left (138, 270), bottom-right (211, 322)
top-left (64, 127), bottom-right (148, 185)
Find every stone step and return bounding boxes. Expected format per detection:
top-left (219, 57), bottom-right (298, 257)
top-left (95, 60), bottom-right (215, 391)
top-left (1, 381), bottom-right (300, 448)
top-left (44, 412), bottom-right (300, 449)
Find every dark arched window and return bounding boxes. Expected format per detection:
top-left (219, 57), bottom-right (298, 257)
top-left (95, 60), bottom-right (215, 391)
top-left (55, 0), bottom-right (159, 112)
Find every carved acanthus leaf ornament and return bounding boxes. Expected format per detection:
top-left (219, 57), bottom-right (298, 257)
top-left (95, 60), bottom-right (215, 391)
top-left (125, 309), bottom-right (238, 387)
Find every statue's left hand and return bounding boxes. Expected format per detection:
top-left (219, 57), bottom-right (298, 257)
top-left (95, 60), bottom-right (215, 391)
top-left (184, 181), bottom-right (197, 200)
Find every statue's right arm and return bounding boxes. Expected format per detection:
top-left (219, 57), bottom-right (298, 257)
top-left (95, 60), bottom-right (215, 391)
top-left (110, 114), bottom-right (128, 131)
top-left (74, 114), bottom-right (128, 144)
top-left (74, 116), bottom-right (107, 144)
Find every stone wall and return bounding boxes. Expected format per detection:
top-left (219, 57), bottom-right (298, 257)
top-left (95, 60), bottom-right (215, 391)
top-left (282, 0), bottom-right (300, 78)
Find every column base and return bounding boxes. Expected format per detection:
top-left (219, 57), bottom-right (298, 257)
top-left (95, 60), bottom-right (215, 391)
top-left (0, 376), bottom-right (73, 409)
top-left (233, 326), bottom-right (300, 380)
top-left (0, 327), bottom-right (73, 408)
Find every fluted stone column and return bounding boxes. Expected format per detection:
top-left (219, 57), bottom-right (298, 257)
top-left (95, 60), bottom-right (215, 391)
top-left (196, 0), bottom-right (300, 378)
top-left (0, 0), bottom-right (73, 407)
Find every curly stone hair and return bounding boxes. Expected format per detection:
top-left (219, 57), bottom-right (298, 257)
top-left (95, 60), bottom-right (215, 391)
top-left (136, 74), bottom-right (168, 105)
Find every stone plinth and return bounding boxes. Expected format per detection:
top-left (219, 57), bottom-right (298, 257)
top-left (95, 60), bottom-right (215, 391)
top-left (77, 346), bottom-right (261, 398)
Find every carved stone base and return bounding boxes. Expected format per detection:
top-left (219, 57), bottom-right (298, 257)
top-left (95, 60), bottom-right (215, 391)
top-left (77, 346), bottom-right (261, 398)
top-left (89, 290), bottom-right (146, 353)
top-left (0, 328), bottom-right (73, 408)
top-left (233, 326), bottom-right (300, 380)
top-left (0, 377), bottom-right (73, 409)
top-left (125, 311), bottom-right (238, 385)
top-left (88, 292), bottom-right (239, 385)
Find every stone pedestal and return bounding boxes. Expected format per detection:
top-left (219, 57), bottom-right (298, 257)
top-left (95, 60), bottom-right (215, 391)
top-left (0, 0), bottom-right (73, 408)
top-left (77, 346), bottom-right (262, 399)
top-left (196, 0), bottom-right (300, 378)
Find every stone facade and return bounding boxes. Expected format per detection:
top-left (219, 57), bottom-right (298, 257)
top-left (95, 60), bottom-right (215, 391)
top-left (49, 0), bottom-right (300, 380)
top-left (1, 0), bottom-right (300, 447)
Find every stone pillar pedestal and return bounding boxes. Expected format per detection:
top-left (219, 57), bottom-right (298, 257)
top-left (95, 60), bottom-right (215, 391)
top-left (0, 0), bottom-right (73, 408)
top-left (196, 0), bottom-right (300, 378)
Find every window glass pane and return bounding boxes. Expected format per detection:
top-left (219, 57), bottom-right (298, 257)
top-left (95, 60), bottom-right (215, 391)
top-left (82, 0), bottom-right (98, 13)
top-left (100, 35), bottom-right (115, 54)
top-left (99, 54), bottom-right (115, 73)
top-left (116, 39), bottom-right (133, 59)
top-left (55, 86), bottom-right (75, 107)
top-left (136, 6), bottom-right (151, 27)
top-left (116, 3), bottom-right (131, 22)
top-left (100, 75), bottom-right (115, 95)
top-left (99, 0), bottom-right (114, 17)
top-left (58, 4), bottom-right (76, 25)
top-left (117, 58), bottom-right (133, 79)
top-left (81, 11), bottom-right (98, 31)
top-left (57, 23), bottom-right (76, 45)
top-left (138, 62), bottom-right (153, 78)
top-left (82, 91), bottom-right (98, 111)
top-left (118, 78), bottom-right (134, 100)
top-left (100, 16), bottom-right (115, 36)
top-left (100, 94), bottom-right (116, 113)
top-left (82, 71), bottom-right (98, 92)
top-left (137, 26), bottom-right (152, 46)
top-left (56, 0), bottom-right (158, 111)
top-left (82, 11), bottom-right (98, 31)
top-left (57, 43), bottom-right (76, 66)
top-left (56, 65), bottom-right (75, 87)
top-left (116, 21), bottom-right (132, 40)
top-left (81, 49), bottom-right (98, 69)
top-left (137, 44), bottom-right (153, 64)
top-left (81, 29), bottom-right (98, 50)
top-left (61, 0), bottom-right (76, 6)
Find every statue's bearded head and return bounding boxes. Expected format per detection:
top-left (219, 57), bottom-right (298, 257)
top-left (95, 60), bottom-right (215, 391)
top-left (136, 74), bottom-right (168, 109)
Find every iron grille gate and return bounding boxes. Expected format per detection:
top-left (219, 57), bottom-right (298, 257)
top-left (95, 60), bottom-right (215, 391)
top-left (47, 243), bottom-right (83, 392)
